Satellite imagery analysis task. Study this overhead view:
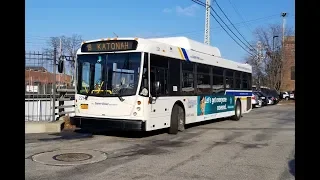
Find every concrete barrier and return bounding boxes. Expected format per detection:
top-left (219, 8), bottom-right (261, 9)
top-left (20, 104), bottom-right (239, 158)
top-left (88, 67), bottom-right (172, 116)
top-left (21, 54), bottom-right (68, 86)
top-left (25, 119), bottom-right (64, 134)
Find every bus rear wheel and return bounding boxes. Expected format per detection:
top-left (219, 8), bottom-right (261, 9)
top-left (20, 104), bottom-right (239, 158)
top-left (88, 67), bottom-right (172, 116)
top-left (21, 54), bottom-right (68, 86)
top-left (232, 100), bottom-right (241, 121)
top-left (169, 104), bottom-right (185, 134)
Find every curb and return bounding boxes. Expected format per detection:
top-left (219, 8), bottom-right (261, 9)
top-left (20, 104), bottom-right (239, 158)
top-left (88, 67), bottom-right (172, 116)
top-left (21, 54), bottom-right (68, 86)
top-left (25, 119), bottom-right (64, 134)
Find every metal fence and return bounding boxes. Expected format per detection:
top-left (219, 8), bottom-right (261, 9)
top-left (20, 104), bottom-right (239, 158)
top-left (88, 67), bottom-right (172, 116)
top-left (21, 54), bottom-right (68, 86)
top-left (25, 50), bottom-right (76, 122)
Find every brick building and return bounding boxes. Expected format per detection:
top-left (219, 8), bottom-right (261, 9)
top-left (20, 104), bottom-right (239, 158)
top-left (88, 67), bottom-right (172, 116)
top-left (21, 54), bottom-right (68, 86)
top-left (25, 66), bottom-right (72, 93)
top-left (280, 36), bottom-right (295, 91)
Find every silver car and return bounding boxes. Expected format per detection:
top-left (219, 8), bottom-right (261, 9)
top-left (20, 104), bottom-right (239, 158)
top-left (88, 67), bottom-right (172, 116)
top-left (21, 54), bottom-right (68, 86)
top-left (252, 93), bottom-right (262, 108)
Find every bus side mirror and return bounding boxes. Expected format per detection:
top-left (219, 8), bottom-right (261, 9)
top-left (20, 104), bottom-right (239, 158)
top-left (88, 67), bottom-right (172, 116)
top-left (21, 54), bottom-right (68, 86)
top-left (58, 60), bottom-right (64, 73)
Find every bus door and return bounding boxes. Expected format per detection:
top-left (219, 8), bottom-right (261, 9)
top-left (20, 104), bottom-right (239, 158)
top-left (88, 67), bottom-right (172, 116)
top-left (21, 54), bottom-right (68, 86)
top-left (149, 67), bottom-right (170, 119)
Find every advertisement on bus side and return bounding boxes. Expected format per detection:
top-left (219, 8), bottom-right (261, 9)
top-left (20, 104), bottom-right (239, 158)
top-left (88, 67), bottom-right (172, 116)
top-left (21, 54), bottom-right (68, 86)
top-left (197, 95), bottom-right (235, 116)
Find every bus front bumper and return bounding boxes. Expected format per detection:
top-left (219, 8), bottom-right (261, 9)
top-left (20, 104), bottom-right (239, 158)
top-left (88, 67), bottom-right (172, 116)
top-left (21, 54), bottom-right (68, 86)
top-left (71, 116), bottom-right (146, 131)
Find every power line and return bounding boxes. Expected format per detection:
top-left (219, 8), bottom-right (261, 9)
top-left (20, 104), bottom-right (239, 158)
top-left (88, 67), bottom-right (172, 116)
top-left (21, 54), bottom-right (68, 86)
top-left (145, 14), bottom-right (280, 39)
top-left (227, 0), bottom-right (252, 33)
top-left (207, 0), bottom-right (255, 53)
top-left (214, 0), bottom-right (256, 51)
top-left (192, 0), bottom-right (255, 56)
top-left (25, 14), bottom-right (287, 41)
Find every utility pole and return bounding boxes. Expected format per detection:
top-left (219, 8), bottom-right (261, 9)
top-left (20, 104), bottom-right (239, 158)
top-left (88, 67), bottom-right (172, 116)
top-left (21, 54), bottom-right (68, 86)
top-left (204, 0), bottom-right (211, 45)
top-left (52, 48), bottom-right (57, 121)
top-left (59, 37), bottom-right (62, 57)
top-left (280, 12), bottom-right (287, 91)
top-left (59, 37), bottom-right (63, 87)
top-left (256, 41), bottom-right (263, 88)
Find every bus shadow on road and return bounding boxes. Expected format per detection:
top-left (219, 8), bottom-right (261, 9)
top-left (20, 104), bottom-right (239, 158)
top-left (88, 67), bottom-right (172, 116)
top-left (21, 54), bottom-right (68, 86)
top-left (75, 128), bottom-right (169, 139)
top-left (38, 130), bottom-right (93, 142)
top-left (185, 117), bottom-right (230, 130)
top-left (74, 117), bottom-right (231, 138)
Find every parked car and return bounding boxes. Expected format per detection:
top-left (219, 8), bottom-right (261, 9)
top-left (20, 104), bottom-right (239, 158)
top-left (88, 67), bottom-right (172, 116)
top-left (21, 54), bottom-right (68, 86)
top-left (289, 90), bottom-right (295, 100)
top-left (268, 89), bottom-right (280, 104)
top-left (251, 93), bottom-right (262, 108)
top-left (261, 88), bottom-right (280, 105)
top-left (267, 96), bottom-right (274, 105)
top-left (280, 91), bottom-right (290, 100)
top-left (253, 91), bottom-right (268, 106)
top-left (258, 91), bottom-right (274, 105)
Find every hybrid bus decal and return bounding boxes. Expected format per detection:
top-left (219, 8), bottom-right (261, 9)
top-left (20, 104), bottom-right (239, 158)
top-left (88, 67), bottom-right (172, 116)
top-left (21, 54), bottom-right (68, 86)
top-left (197, 95), bottom-right (235, 116)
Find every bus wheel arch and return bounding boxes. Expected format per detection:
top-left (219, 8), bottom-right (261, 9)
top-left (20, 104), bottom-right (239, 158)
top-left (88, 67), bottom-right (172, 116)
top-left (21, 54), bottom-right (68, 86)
top-left (232, 98), bottom-right (242, 121)
top-left (169, 101), bottom-right (186, 134)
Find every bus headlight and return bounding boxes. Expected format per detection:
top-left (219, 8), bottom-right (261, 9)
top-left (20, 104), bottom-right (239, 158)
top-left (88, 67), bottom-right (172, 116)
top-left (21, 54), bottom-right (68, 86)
top-left (133, 112), bottom-right (137, 116)
top-left (136, 107), bottom-right (141, 111)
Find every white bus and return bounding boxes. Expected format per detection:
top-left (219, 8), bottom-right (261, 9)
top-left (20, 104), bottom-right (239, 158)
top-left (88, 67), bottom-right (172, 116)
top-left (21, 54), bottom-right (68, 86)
top-left (58, 37), bottom-right (252, 134)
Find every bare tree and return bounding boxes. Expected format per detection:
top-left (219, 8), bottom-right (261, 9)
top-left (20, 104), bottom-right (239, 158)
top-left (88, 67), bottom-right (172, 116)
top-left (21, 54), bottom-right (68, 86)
top-left (43, 34), bottom-right (83, 74)
top-left (64, 34), bottom-right (83, 69)
top-left (245, 23), bottom-right (294, 91)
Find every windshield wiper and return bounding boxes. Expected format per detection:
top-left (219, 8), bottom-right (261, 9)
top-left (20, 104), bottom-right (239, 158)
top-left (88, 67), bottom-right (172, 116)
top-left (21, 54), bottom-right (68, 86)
top-left (85, 88), bottom-right (92, 100)
top-left (117, 94), bottom-right (125, 102)
top-left (117, 88), bottom-right (125, 102)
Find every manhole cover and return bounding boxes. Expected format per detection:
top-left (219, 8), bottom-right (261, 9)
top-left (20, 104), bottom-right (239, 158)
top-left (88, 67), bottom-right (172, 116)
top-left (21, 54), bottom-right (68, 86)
top-left (31, 149), bottom-right (107, 166)
top-left (53, 153), bottom-right (93, 162)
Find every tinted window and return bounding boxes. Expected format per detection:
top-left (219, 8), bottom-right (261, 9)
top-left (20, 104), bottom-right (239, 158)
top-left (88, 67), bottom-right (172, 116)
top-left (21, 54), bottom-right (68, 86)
top-left (212, 67), bottom-right (224, 94)
top-left (197, 64), bottom-right (210, 74)
top-left (225, 69), bottom-right (234, 89)
top-left (150, 54), bottom-right (169, 96)
top-left (197, 64), bottom-right (211, 94)
top-left (182, 61), bottom-right (195, 95)
top-left (235, 71), bottom-right (241, 89)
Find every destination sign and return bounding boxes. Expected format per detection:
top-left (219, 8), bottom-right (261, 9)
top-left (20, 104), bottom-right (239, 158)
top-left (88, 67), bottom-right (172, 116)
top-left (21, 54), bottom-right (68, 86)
top-left (81, 40), bottom-right (138, 52)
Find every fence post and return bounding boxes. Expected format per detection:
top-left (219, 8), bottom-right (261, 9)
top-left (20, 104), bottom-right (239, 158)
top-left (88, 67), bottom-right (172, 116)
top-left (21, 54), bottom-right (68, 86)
top-left (59, 91), bottom-right (65, 119)
top-left (52, 48), bottom-right (57, 121)
top-left (37, 100), bottom-right (41, 121)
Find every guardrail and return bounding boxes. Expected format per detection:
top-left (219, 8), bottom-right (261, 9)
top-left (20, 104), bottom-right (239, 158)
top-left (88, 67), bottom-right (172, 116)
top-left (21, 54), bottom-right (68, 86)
top-left (55, 89), bottom-right (75, 118)
top-left (25, 89), bottom-right (75, 122)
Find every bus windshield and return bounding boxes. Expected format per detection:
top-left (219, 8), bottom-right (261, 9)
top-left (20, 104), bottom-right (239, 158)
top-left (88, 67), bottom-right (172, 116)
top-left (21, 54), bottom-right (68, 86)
top-left (77, 52), bottom-right (141, 97)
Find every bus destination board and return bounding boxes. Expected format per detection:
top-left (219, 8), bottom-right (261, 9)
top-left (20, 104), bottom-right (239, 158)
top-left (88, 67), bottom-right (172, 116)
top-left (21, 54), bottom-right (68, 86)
top-left (81, 40), bottom-right (138, 52)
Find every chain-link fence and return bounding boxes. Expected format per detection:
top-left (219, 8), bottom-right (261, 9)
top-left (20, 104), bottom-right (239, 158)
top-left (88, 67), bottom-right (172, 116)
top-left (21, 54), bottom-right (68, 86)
top-left (25, 50), bottom-right (75, 122)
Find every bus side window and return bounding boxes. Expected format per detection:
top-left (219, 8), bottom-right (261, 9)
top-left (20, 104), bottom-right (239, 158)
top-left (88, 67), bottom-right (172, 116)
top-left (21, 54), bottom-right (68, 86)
top-left (225, 69), bottom-right (234, 89)
top-left (196, 64), bottom-right (211, 94)
top-left (150, 68), bottom-right (168, 96)
top-left (235, 71), bottom-right (241, 90)
top-left (150, 70), bottom-right (156, 96)
top-left (212, 67), bottom-right (224, 95)
top-left (150, 54), bottom-right (169, 96)
top-left (242, 73), bottom-right (248, 90)
top-left (181, 61), bottom-right (195, 95)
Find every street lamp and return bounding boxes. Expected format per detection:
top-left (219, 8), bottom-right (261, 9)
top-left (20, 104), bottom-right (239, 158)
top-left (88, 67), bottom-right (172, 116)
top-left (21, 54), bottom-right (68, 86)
top-left (281, 12), bottom-right (287, 45)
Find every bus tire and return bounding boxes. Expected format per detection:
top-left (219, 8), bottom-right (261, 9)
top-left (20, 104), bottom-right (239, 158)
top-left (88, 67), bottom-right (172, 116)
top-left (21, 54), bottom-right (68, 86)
top-left (169, 104), bottom-right (185, 134)
top-left (232, 99), bottom-right (241, 121)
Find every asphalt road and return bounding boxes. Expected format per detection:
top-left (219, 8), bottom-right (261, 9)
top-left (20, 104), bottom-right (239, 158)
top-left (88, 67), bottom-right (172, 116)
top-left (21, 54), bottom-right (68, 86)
top-left (25, 103), bottom-right (295, 180)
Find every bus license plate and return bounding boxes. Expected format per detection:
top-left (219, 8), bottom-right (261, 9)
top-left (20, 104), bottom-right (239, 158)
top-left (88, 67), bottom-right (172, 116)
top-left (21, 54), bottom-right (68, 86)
top-left (81, 104), bottom-right (88, 109)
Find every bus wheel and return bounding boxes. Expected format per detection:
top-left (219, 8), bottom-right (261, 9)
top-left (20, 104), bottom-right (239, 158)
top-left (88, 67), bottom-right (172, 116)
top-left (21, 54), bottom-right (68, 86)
top-left (232, 100), bottom-right (241, 121)
top-left (169, 104), bottom-right (185, 134)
